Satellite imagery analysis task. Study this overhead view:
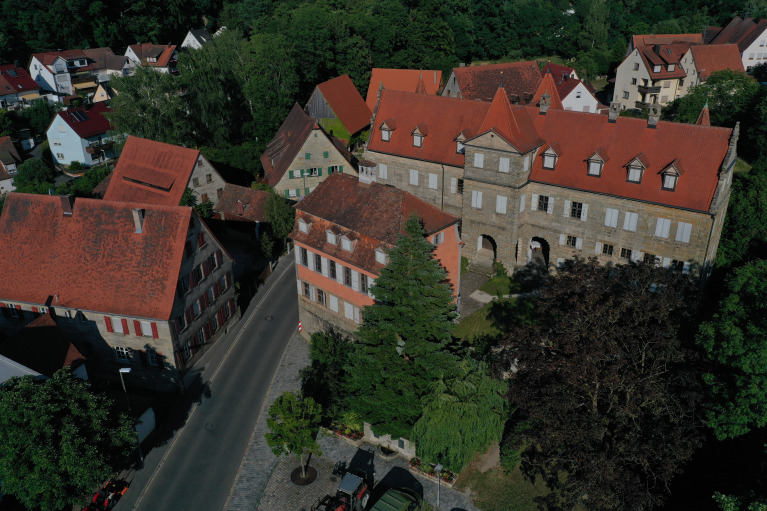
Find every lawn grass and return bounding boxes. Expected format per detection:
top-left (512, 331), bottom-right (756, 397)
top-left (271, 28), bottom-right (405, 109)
top-left (461, 256), bottom-right (469, 276)
top-left (454, 303), bottom-right (501, 341)
top-left (734, 157), bottom-right (752, 174)
top-left (479, 275), bottom-right (516, 296)
top-left (455, 463), bottom-right (550, 511)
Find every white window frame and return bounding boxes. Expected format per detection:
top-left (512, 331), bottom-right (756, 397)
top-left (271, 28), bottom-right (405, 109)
top-left (326, 231), bottom-right (337, 245)
top-left (474, 152), bottom-right (484, 168)
top-left (588, 160), bottom-right (602, 176)
top-left (499, 157), bottom-right (510, 174)
top-left (627, 166), bottom-right (642, 183)
top-left (662, 173), bottom-right (677, 190)
top-left (432, 232), bottom-right (444, 245)
top-left (341, 237), bottom-right (353, 252)
top-left (413, 134), bottom-right (423, 147)
top-left (450, 177), bottom-right (457, 194)
top-left (114, 346), bottom-right (130, 361)
top-left (298, 219), bottom-right (309, 233)
top-left (344, 302), bottom-right (354, 320)
top-left (381, 129), bottom-right (391, 141)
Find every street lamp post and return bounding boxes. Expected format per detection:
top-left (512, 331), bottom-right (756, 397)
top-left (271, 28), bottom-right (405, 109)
top-left (118, 367), bottom-right (144, 464)
top-left (435, 463), bottom-right (443, 510)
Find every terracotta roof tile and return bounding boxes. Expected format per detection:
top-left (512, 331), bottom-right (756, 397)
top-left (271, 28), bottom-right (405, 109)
top-left (56, 103), bottom-right (111, 139)
top-left (540, 62), bottom-right (576, 80)
top-left (690, 44), bottom-right (745, 80)
top-left (0, 194), bottom-right (192, 320)
top-left (0, 314), bottom-right (85, 377)
top-left (366, 69), bottom-right (442, 110)
top-left (213, 184), bottom-right (270, 222)
top-left (103, 136), bottom-right (199, 206)
top-left (261, 104), bottom-right (320, 186)
top-left (696, 103), bottom-right (711, 126)
top-left (477, 88), bottom-right (545, 153)
top-left (525, 108), bottom-right (732, 212)
top-left (128, 43), bottom-right (177, 68)
top-left (638, 44), bottom-right (690, 79)
top-left (368, 90), bottom-right (488, 167)
top-left (0, 64), bottom-right (38, 93)
top-left (632, 34), bottom-right (704, 48)
top-left (292, 173), bottom-right (459, 274)
top-left (709, 17), bottom-right (767, 51)
top-left (315, 75), bottom-right (372, 135)
top-left (532, 72), bottom-right (564, 110)
top-left (453, 61), bottom-right (542, 102)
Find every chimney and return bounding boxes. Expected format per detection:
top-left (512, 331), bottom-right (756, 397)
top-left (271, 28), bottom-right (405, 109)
top-left (60, 195), bottom-right (74, 216)
top-left (539, 93), bottom-right (551, 115)
top-left (608, 101), bottom-right (620, 123)
top-left (653, 44), bottom-right (661, 55)
top-left (132, 208), bottom-right (145, 233)
top-left (358, 160), bottom-right (377, 185)
top-left (647, 105), bottom-right (661, 128)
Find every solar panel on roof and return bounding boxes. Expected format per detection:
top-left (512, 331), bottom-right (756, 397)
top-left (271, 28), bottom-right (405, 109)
top-left (7, 70), bottom-right (16, 77)
top-left (70, 111), bottom-right (89, 122)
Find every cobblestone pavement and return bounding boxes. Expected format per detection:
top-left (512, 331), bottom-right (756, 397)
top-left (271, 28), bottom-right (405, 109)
top-left (258, 434), bottom-right (479, 511)
top-left (459, 271), bottom-right (490, 318)
top-left (223, 332), bottom-right (310, 511)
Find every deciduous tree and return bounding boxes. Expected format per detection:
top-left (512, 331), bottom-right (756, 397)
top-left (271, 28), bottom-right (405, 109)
top-left (13, 158), bottom-right (55, 193)
top-left (0, 370), bottom-right (135, 511)
top-left (496, 259), bottom-right (703, 511)
top-left (265, 391), bottom-right (323, 479)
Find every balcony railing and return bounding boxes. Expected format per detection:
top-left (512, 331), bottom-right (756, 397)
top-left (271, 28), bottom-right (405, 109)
top-left (637, 84), bottom-right (661, 94)
top-left (85, 140), bottom-right (114, 154)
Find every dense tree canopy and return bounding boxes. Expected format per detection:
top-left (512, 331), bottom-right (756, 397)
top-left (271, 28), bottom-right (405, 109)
top-left (300, 329), bottom-right (352, 422)
top-left (345, 215), bottom-right (458, 439)
top-left (0, 371), bottom-right (135, 511)
top-left (265, 391), bottom-right (322, 478)
top-left (496, 259), bottom-right (703, 511)
top-left (13, 157), bottom-right (55, 193)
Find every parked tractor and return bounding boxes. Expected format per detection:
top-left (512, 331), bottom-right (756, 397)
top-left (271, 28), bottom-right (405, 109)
top-left (311, 472), bottom-right (370, 511)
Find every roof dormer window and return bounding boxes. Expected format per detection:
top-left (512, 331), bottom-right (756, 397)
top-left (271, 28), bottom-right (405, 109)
top-left (381, 129), bottom-right (391, 142)
top-left (326, 229), bottom-right (338, 245)
top-left (380, 119), bottom-right (396, 142)
top-left (412, 124), bottom-right (427, 147)
top-left (660, 162), bottom-right (682, 191)
top-left (298, 217), bottom-right (311, 234)
top-left (653, 65), bottom-right (661, 73)
top-left (340, 235), bottom-right (355, 252)
top-left (542, 145), bottom-right (560, 170)
top-left (413, 134), bottom-right (423, 147)
top-left (375, 248), bottom-right (388, 265)
top-left (667, 64), bottom-right (675, 72)
top-left (587, 149), bottom-right (607, 177)
top-left (626, 155), bottom-right (648, 183)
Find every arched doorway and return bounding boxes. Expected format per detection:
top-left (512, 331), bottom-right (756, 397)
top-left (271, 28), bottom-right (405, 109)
top-left (475, 234), bottom-right (497, 268)
top-left (527, 236), bottom-right (550, 267)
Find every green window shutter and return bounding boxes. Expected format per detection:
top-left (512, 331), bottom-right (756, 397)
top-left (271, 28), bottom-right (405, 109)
top-left (323, 151), bottom-right (329, 158)
top-left (339, 165), bottom-right (344, 173)
top-left (284, 189), bottom-right (289, 198)
top-left (305, 153), bottom-right (311, 160)
top-left (305, 187), bottom-right (310, 195)
top-left (296, 188), bottom-right (301, 196)
top-left (318, 168), bottom-right (323, 176)
top-left (288, 170), bottom-right (294, 179)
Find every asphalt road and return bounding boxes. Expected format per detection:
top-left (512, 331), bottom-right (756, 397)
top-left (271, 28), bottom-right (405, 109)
top-left (117, 257), bottom-right (298, 511)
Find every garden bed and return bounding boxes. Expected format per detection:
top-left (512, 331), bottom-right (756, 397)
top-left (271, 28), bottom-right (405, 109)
top-left (408, 458), bottom-right (457, 488)
top-left (323, 427), bottom-right (363, 448)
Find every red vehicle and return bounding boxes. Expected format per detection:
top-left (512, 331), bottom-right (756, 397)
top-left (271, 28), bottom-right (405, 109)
top-left (82, 480), bottom-right (129, 511)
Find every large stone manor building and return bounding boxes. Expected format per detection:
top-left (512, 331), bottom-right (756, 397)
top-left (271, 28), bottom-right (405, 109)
top-left (363, 87), bottom-right (737, 281)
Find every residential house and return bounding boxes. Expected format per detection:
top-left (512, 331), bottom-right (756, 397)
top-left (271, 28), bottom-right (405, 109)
top-left (211, 183), bottom-right (270, 238)
top-left (125, 43), bottom-right (178, 74)
top-left (0, 313), bottom-right (88, 380)
top-left (92, 82), bottom-right (115, 103)
top-left (625, 33), bottom-right (704, 56)
top-left (707, 17), bottom-right (767, 71)
top-left (680, 43), bottom-right (746, 88)
top-left (540, 62), bottom-right (578, 80)
top-left (0, 194), bottom-right (238, 390)
top-left (46, 103), bottom-right (115, 166)
top-left (540, 64), bottom-right (603, 113)
top-left (613, 42), bottom-right (692, 110)
top-left (290, 171), bottom-right (461, 338)
top-left (29, 48), bottom-right (129, 97)
top-left (0, 64), bottom-right (41, 109)
top-left (103, 136), bottom-right (227, 207)
top-left (305, 75), bottom-right (371, 143)
top-left (366, 68), bottom-right (442, 111)
top-left (363, 87), bottom-right (737, 282)
top-left (0, 136), bottom-right (20, 194)
top-left (0, 354), bottom-right (43, 383)
top-left (441, 61), bottom-right (543, 103)
top-left (181, 28), bottom-right (213, 50)
top-left (261, 103), bottom-right (357, 200)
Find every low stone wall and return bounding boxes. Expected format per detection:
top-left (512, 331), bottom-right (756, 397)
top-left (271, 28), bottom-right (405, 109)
top-left (363, 422), bottom-right (416, 459)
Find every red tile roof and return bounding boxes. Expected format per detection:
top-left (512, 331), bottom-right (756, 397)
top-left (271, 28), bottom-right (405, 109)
top-left (638, 44), bottom-right (690, 79)
top-left (366, 69), bottom-right (443, 110)
top-left (0, 314), bottom-right (85, 377)
top-left (478, 88), bottom-right (545, 153)
top-left (55, 103), bottom-right (112, 139)
top-left (103, 136), bottom-right (199, 206)
top-left (452, 61), bottom-right (542, 102)
top-left (32, 48), bottom-right (122, 74)
top-left (540, 62), bottom-right (576, 80)
top-left (525, 107), bottom-right (732, 212)
top-left (0, 64), bottom-right (38, 94)
top-left (127, 43), bottom-right (177, 68)
top-left (0, 194), bottom-right (192, 319)
top-left (709, 17), bottom-right (767, 52)
top-left (632, 34), bottom-right (704, 48)
top-left (696, 103), bottom-right (711, 126)
top-left (368, 91), bottom-right (732, 212)
top-left (532, 72), bottom-right (564, 110)
top-left (315, 75), bottom-right (372, 135)
top-left (690, 44), bottom-right (745, 80)
top-left (213, 184), bottom-right (270, 223)
top-left (261, 104), bottom-right (322, 186)
top-left (291, 173), bottom-right (459, 274)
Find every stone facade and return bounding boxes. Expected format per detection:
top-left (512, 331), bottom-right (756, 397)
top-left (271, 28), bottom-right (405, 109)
top-left (188, 154), bottom-right (227, 207)
top-left (614, 48), bottom-right (686, 110)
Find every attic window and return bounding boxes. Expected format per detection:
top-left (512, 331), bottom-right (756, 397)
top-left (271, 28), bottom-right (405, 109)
top-left (542, 148), bottom-right (558, 170)
top-left (381, 129), bottom-right (391, 142)
top-left (298, 218), bottom-right (311, 234)
top-left (667, 64), bottom-right (675, 72)
top-left (341, 236), bottom-right (354, 252)
top-left (413, 134), bottom-right (423, 147)
top-left (588, 160), bottom-right (603, 176)
top-left (653, 65), bottom-right (661, 73)
top-left (326, 230), bottom-right (337, 245)
top-left (375, 248), bottom-right (388, 265)
top-left (662, 173), bottom-right (678, 190)
top-left (627, 165), bottom-right (643, 183)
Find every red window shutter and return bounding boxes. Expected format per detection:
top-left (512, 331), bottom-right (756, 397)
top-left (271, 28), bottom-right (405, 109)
top-left (213, 282), bottom-right (220, 298)
top-left (217, 309), bottom-right (224, 324)
top-left (208, 318), bottom-right (215, 333)
top-left (151, 322), bottom-right (159, 339)
top-left (134, 320), bottom-right (143, 337)
top-left (216, 249), bottom-right (223, 266)
top-left (32, 306), bottom-right (38, 313)
top-left (121, 319), bottom-right (129, 335)
top-left (202, 292), bottom-right (209, 308)
top-left (105, 316), bottom-right (113, 332)
top-left (188, 272), bottom-right (195, 289)
top-left (203, 323), bottom-right (211, 340)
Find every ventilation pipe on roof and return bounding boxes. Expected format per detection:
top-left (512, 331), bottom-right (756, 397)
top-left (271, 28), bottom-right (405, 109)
top-left (60, 195), bottom-right (74, 216)
top-left (132, 208), bottom-right (145, 233)
top-left (608, 102), bottom-right (620, 123)
top-left (647, 105), bottom-right (661, 128)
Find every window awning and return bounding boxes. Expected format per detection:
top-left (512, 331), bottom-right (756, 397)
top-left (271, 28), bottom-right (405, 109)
top-left (73, 82), bottom-right (97, 90)
top-left (19, 92), bottom-right (42, 100)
